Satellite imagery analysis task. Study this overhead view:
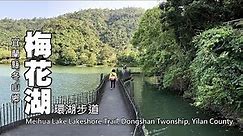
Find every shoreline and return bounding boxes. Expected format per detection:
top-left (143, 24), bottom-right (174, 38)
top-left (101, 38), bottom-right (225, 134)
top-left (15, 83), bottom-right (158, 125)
top-left (149, 82), bottom-right (243, 130)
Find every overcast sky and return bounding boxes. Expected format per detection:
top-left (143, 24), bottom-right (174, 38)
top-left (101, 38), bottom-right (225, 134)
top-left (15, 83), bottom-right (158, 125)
top-left (0, 1), bottom-right (163, 19)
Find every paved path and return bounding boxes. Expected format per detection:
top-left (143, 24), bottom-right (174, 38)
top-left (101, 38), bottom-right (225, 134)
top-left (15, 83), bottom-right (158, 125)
top-left (1, 80), bottom-right (134, 136)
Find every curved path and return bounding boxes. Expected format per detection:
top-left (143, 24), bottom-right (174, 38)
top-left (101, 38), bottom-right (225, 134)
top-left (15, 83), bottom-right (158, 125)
top-left (1, 80), bottom-right (134, 136)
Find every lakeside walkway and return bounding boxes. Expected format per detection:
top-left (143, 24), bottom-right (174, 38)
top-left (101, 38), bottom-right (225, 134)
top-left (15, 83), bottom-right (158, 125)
top-left (1, 80), bottom-right (134, 136)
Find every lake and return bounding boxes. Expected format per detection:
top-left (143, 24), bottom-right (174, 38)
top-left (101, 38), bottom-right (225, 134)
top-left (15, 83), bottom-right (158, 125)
top-left (0, 64), bottom-right (111, 105)
top-left (133, 75), bottom-right (243, 136)
top-left (0, 64), bottom-right (242, 136)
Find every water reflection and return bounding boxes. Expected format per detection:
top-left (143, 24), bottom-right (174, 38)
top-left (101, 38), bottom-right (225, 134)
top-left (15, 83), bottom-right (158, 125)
top-left (133, 75), bottom-right (242, 136)
top-left (0, 64), bottom-right (111, 105)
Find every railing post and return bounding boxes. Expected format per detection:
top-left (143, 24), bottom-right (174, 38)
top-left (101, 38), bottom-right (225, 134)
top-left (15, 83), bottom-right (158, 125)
top-left (15, 103), bottom-right (17, 122)
top-left (87, 92), bottom-right (89, 104)
top-left (68, 95), bottom-right (70, 104)
top-left (73, 94), bottom-right (76, 104)
top-left (92, 91), bottom-right (94, 103)
top-left (64, 95), bottom-right (66, 104)
top-left (93, 91), bottom-right (95, 103)
top-left (0, 107), bottom-right (2, 127)
top-left (77, 94), bottom-right (79, 105)
top-left (21, 100), bottom-right (23, 120)
top-left (79, 94), bottom-right (81, 104)
top-left (10, 103), bottom-right (12, 123)
top-left (90, 91), bottom-right (93, 103)
top-left (60, 96), bottom-right (63, 104)
top-left (90, 91), bottom-right (92, 103)
top-left (96, 89), bottom-right (99, 103)
top-left (100, 73), bottom-right (103, 83)
top-left (94, 90), bottom-right (98, 102)
top-left (51, 98), bottom-right (54, 114)
top-left (6, 103), bottom-right (9, 125)
top-left (81, 92), bottom-right (83, 104)
top-left (57, 96), bottom-right (59, 104)
top-left (18, 107), bottom-right (21, 122)
top-left (131, 81), bottom-right (134, 98)
top-left (89, 91), bottom-right (91, 103)
top-left (60, 96), bottom-right (62, 104)
top-left (3, 104), bottom-right (5, 126)
top-left (71, 95), bottom-right (73, 104)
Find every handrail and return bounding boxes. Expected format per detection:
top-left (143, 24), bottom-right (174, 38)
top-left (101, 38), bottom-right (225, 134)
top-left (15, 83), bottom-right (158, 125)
top-left (0, 71), bottom-right (144, 135)
top-left (0, 73), bottom-right (107, 134)
top-left (119, 80), bottom-right (139, 136)
top-left (117, 69), bottom-right (145, 136)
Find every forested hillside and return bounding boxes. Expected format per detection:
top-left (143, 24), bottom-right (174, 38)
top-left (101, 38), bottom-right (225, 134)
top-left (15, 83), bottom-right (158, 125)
top-left (0, 8), bottom-right (144, 66)
top-left (132, 0), bottom-right (243, 125)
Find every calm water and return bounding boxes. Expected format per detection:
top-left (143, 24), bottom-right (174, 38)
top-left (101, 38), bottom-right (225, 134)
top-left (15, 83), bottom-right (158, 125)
top-left (133, 75), bottom-right (243, 136)
top-left (0, 64), bottom-right (242, 136)
top-left (0, 64), bottom-right (111, 105)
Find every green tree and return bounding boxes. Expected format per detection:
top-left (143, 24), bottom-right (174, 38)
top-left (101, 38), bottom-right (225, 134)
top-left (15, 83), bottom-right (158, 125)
top-left (132, 7), bottom-right (190, 92)
top-left (191, 26), bottom-right (243, 114)
top-left (0, 8), bottom-right (144, 66)
top-left (58, 47), bottom-right (77, 65)
top-left (98, 45), bottom-right (116, 66)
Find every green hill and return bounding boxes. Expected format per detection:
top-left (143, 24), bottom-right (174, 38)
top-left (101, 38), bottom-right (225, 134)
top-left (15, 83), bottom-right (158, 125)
top-left (0, 8), bottom-right (144, 66)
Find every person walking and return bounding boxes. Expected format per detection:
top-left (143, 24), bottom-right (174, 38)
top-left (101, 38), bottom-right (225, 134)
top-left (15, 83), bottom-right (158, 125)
top-left (109, 69), bottom-right (117, 89)
top-left (122, 65), bottom-right (132, 82)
